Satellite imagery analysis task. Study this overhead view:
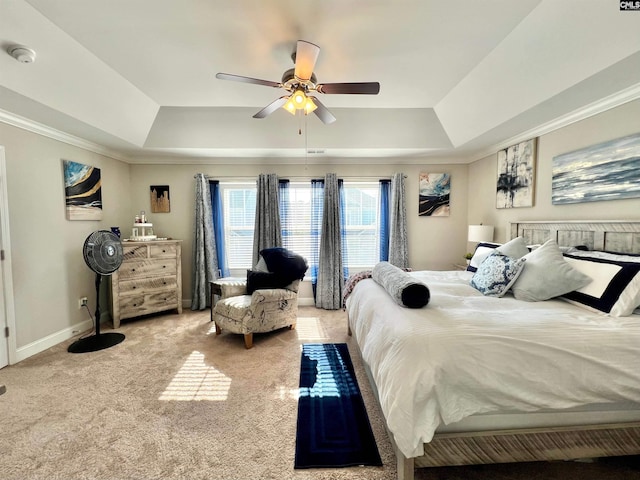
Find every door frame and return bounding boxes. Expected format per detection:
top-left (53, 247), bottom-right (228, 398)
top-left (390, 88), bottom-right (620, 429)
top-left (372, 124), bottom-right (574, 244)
top-left (0, 146), bottom-right (17, 366)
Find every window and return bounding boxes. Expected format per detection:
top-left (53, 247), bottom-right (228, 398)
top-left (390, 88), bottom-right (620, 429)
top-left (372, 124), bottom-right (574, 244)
top-left (282, 182), bottom-right (380, 271)
top-left (220, 183), bottom-right (255, 270)
top-left (281, 183), bottom-right (314, 262)
top-left (219, 180), bottom-right (382, 272)
top-left (342, 182), bottom-right (380, 270)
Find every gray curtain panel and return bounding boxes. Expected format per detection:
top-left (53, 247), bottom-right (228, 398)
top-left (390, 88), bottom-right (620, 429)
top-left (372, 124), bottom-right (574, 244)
top-left (389, 172), bottom-right (409, 269)
top-left (316, 173), bottom-right (344, 310)
top-left (191, 174), bottom-right (219, 310)
top-left (252, 173), bottom-right (283, 266)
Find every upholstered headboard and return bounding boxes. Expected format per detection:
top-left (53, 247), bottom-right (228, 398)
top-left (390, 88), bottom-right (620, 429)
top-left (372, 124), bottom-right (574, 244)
top-left (510, 220), bottom-right (640, 254)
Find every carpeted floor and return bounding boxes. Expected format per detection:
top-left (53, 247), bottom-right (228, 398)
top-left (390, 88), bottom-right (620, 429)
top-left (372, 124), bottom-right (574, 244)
top-left (0, 306), bottom-right (639, 480)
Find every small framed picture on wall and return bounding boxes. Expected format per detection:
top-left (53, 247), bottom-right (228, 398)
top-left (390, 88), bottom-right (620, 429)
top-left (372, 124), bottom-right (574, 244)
top-left (419, 172), bottom-right (450, 216)
top-left (496, 138), bottom-right (536, 209)
top-left (150, 185), bottom-right (170, 213)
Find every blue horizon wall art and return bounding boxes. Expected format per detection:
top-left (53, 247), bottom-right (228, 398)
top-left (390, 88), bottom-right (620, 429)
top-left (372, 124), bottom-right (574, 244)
top-left (63, 159), bottom-right (103, 220)
top-left (552, 132), bottom-right (640, 205)
top-left (419, 172), bottom-right (450, 216)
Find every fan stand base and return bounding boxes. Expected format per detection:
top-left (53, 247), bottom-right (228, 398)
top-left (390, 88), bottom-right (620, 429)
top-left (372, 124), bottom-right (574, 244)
top-left (68, 332), bottom-right (125, 354)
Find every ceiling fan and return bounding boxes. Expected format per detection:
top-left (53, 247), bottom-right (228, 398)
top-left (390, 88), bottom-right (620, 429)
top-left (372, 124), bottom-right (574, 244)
top-left (216, 40), bottom-right (380, 124)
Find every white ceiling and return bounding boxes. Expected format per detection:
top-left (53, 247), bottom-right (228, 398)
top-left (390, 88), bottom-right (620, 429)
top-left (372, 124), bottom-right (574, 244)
top-left (1, 0), bottom-right (640, 164)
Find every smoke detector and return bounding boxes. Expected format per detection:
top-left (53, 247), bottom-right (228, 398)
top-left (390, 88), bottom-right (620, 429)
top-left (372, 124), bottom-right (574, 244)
top-left (8, 45), bottom-right (36, 64)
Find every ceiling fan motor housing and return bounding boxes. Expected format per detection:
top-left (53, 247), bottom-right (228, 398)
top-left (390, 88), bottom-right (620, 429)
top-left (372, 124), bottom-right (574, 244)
top-left (281, 68), bottom-right (317, 91)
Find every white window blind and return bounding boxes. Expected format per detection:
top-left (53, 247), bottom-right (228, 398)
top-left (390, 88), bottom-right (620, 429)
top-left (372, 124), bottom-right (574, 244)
top-left (220, 183), bottom-right (255, 270)
top-left (219, 180), bottom-right (381, 272)
top-left (342, 182), bottom-right (380, 269)
top-left (282, 183), bottom-right (314, 262)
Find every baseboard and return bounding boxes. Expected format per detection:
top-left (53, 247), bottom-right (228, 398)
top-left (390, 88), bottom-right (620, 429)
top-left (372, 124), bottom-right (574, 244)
top-left (15, 318), bottom-right (96, 363)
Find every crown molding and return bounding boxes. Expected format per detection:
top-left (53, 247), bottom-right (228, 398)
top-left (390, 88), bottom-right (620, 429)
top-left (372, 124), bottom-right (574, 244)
top-left (0, 109), bottom-right (130, 162)
top-left (464, 82), bottom-right (640, 163)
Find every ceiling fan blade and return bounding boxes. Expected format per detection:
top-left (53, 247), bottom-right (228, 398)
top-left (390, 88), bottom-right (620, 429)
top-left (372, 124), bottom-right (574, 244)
top-left (253, 96), bottom-right (289, 119)
top-left (308, 96), bottom-right (336, 124)
top-left (216, 72), bottom-right (281, 88)
top-left (294, 40), bottom-right (320, 82)
top-left (316, 82), bottom-right (380, 95)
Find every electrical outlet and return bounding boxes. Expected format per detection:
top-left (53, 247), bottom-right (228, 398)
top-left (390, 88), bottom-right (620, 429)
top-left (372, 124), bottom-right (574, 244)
top-left (79, 297), bottom-right (88, 308)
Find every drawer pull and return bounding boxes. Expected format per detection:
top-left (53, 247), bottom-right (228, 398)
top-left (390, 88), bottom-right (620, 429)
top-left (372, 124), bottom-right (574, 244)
top-left (131, 268), bottom-right (136, 272)
top-left (132, 286), bottom-right (136, 289)
top-left (162, 249), bottom-right (166, 253)
top-left (163, 281), bottom-right (167, 285)
top-left (162, 265), bottom-right (166, 268)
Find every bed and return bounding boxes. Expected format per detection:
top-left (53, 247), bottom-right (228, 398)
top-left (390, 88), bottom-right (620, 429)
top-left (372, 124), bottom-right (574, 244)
top-left (345, 220), bottom-right (640, 480)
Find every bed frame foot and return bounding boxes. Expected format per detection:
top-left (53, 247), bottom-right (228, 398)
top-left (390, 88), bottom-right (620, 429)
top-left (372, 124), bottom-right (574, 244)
top-left (397, 453), bottom-right (414, 480)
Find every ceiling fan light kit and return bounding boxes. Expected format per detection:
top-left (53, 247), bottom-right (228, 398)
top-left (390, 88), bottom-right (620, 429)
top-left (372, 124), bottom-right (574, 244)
top-left (216, 40), bottom-right (379, 124)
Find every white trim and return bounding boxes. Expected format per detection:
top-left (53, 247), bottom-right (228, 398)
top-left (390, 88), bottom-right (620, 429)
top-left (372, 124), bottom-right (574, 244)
top-left (15, 319), bottom-right (94, 363)
top-left (3, 82), bottom-right (640, 165)
top-left (0, 109), bottom-right (130, 162)
top-left (0, 147), bottom-right (17, 365)
top-left (462, 83), bottom-right (640, 163)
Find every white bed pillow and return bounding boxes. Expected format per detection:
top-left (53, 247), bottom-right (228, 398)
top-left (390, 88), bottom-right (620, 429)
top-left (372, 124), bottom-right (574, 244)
top-left (467, 237), bottom-right (529, 272)
top-left (470, 251), bottom-right (526, 297)
top-left (562, 252), bottom-right (640, 317)
top-left (511, 239), bottom-right (592, 302)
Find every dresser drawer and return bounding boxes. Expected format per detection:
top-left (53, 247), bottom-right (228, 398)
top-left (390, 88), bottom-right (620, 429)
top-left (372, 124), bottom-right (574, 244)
top-left (118, 275), bottom-right (177, 296)
top-left (122, 244), bottom-right (149, 262)
top-left (119, 291), bottom-right (178, 318)
top-left (117, 259), bottom-right (177, 280)
top-left (150, 243), bottom-right (178, 258)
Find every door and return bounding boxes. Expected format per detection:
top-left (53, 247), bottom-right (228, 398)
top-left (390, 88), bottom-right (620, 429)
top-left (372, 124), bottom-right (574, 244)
top-left (0, 146), bottom-right (14, 369)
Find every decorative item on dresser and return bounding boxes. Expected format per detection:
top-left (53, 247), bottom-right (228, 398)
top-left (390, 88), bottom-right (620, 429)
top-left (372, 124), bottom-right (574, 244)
top-left (110, 240), bottom-right (182, 328)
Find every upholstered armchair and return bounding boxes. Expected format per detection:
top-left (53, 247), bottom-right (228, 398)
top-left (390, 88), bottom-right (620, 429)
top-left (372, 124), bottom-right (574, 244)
top-left (212, 248), bottom-right (307, 349)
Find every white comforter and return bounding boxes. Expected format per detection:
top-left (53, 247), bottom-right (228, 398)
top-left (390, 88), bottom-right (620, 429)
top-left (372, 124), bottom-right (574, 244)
top-left (345, 270), bottom-right (640, 458)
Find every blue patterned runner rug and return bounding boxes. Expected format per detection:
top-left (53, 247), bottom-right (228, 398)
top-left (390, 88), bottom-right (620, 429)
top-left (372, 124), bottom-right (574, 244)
top-left (294, 343), bottom-right (383, 469)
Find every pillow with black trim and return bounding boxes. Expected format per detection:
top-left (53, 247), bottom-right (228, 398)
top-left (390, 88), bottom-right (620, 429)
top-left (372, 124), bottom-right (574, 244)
top-left (246, 270), bottom-right (290, 295)
top-left (259, 247), bottom-right (308, 283)
top-left (511, 240), bottom-right (592, 302)
top-left (467, 242), bottom-right (500, 272)
top-left (562, 252), bottom-right (640, 317)
top-left (470, 251), bottom-right (526, 297)
top-left (467, 236), bottom-right (529, 272)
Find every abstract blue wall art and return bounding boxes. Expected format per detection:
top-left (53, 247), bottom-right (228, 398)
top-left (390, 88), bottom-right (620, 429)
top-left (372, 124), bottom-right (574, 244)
top-left (63, 160), bottom-right (103, 220)
top-left (419, 173), bottom-right (450, 216)
top-left (552, 132), bottom-right (640, 205)
top-left (496, 139), bottom-right (536, 208)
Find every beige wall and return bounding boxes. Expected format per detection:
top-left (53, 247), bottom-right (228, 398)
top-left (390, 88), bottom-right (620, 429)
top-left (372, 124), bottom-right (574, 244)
top-left (2, 97), bottom-right (639, 362)
top-left (468, 99), bottom-right (640, 243)
top-left (129, 162), bottom-right (469, 305)
top-left (0, 123), bottom-right (131, 359)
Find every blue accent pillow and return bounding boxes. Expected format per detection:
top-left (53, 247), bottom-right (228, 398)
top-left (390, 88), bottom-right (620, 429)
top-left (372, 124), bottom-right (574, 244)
top-left (466, 237), bottom-right (529, 272)
top-left (470, 251), bottom-right (527, 297)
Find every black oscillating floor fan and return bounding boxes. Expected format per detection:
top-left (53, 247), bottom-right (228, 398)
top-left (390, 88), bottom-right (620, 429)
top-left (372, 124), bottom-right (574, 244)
top-left (68, 230), bottom-right (125, 353)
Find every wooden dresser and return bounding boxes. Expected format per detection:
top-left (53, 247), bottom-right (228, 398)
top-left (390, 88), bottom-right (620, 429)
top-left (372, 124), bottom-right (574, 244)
top-left (110, 240), bottom-right (182, 327)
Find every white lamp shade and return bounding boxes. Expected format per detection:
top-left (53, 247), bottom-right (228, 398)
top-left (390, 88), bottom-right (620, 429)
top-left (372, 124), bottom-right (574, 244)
top-left (468, 225), bottom-right (494, 243)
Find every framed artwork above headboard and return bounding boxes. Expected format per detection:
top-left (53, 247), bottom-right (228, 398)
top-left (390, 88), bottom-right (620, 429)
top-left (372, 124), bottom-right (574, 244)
top-left (510, 220), bottom-right (640, 254)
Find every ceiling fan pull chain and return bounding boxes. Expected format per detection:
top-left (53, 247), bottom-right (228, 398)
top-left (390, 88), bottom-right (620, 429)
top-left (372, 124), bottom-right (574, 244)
top-left (304, 114), bottom-right (309, 170)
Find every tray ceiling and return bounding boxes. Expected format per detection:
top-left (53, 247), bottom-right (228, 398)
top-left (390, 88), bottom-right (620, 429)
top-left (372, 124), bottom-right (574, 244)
top-left (1, 0), bottom-right (639, 163)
